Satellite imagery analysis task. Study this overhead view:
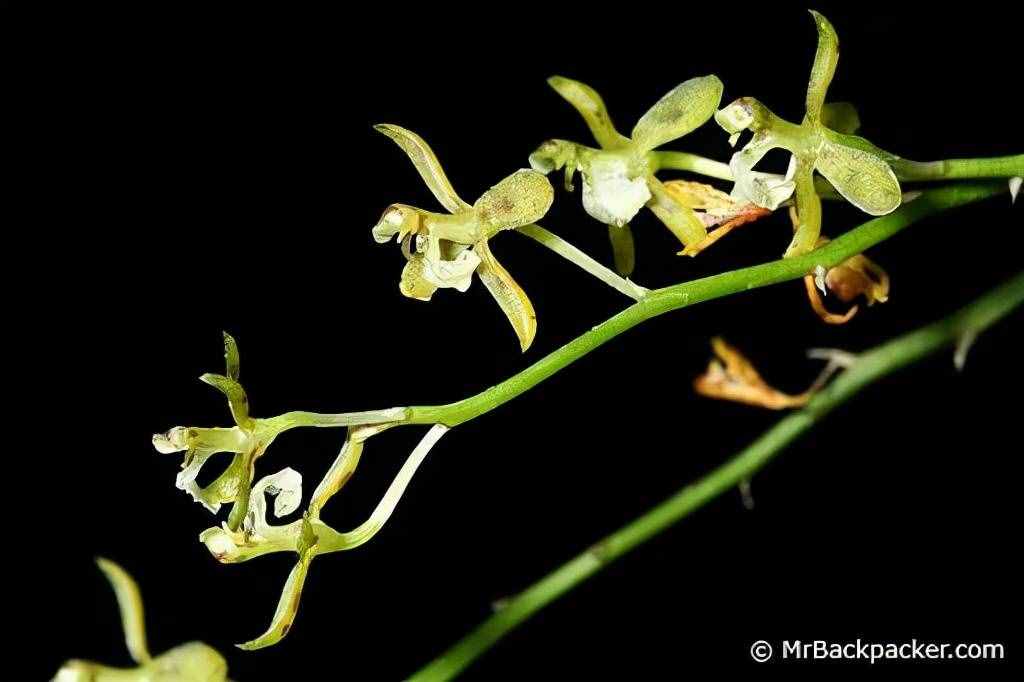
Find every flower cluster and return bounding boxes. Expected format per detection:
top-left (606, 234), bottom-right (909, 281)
top-left (127, 8), bottom-right (1018, 660)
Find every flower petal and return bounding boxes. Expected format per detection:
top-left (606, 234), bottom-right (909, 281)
top-left (372, 204), bottom-right (423, 244)
top-left (646, 176), bottom-right (707, 247)
top-left (805, 10), bottom-right (839, 122)
top-left (199, 373), bottom-right (253, 429)
top-left (581, 153), bottom-right (650, 226)
top-left (817, 132), bottom-right (902, 215)
top-left (728, 135), bottom-right (795, 210)
top-left (546, 76), bottom-right (630, 150)
top-left (474, 169), bottom-right (554, 234)
top-left (420, 238), bottom-right (481, 292)
top-left (784, 160), bottom-right (822, 258)
top-left (694, 337), bottom-right (811, 409)
top-left (821, 101), bottom-right (861, 135)
top-left (374, 124), bottom-right (471, 213)
top-left (631, 75), bottom-right (723, 152)
top-left (222, 332), bottom-right (240, 382)
top-left (474, 238), bottom-right (537, 352)
top-left (399, 256), bottom-right (440, 301)
top-left (236, 552), bottom-right (314, 651)
top-left (95, 558), bottom-right (152, 664)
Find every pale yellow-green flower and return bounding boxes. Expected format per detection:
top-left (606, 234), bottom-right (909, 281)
top-left (373, 124), bottom-right (554, 351)
top-left (715, 11), bottom-right (902, 257)
top-left (529, 75), bottom-right (723, 273)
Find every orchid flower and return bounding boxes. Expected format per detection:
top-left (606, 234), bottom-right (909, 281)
top-left (54, 559), bottom-right (229, 682)
top-left (694, 338), bottom-right (856, 410)
top-left (154, 333), bottom-right (450, 650)
top-left (529, 75), bottom-right (724, 273)
top-left (373, 124), bottom-right (554, 351)
top-left (715, 10), bottom-right (903, 257)
top-left (152, 333), bottom-right (407, 531)
top-left (804, 236), bottom-right (890, 324)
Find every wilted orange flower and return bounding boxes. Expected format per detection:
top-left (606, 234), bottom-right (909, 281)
top-left (803, 236), bottom-right (889, 324)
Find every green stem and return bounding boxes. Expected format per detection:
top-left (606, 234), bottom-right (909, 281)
top-left (514, 223), bottom-right (649, 300)
top-left (894, 154), bottom-right (1024, 182)
top-left (410, 271), bottom-right (1024, 682)
top-left (651, 151), bottom-right (733, 180)
top-left (407, 182), bottom-right (1004, 428)
top-left (654, 148), bottom-right (1022, 191)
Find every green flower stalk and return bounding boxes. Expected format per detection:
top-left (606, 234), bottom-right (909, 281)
top-left (54, 559), bottom-right (228, 682)
top-left (373, 124), bottom-right (554, 351)
top-left (529, 74), bottom-right (727, 273)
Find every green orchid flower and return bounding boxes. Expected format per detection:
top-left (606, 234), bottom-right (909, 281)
top-left (54, 558), bottom-right (229, 682)
top-left (529, 74), bottom-right (723, 274)
top-left (373, 124), bottom-right (554, 351)
top-left (153, 332), bottom-right (407, 532)
top-left (715, 10), bottom-right (903, 257)
top-left (199, 423), bottom-right (450, 650)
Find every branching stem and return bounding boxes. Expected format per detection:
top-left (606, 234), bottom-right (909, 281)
top-left (409, 269), bottom-right (1024, 681)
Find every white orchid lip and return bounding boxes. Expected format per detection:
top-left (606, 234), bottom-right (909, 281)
top-left (581, 154), bottom-right (651, 227)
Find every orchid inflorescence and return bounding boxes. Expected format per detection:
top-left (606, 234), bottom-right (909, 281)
top-left (153, 332), bottom-right (449, 649)
top-left (127, 9), bottom-right (1024, 666)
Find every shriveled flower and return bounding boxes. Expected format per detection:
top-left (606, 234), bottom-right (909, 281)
top-left (804, 237), bottom-right (890, 324)
top-left (715, 11), bottom-right (902, 257)
top-left (54, 559), bottom-right (228, 682)
top-left (695, 337), bottom-right (855, 409)
top-left (374, 124), bottom-right (554, 351)
top-left (153, 332), bottom-right (407, 531)
top-left (661, 180), bottom-right (772, 256)
top-left (529, 75), bottom-right (724, 273)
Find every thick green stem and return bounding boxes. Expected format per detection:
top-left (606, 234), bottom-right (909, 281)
top-left (407, 182), bottom-right (1004, 428)
top-left (514, 223), bottom-right (649, 300)
top-left (894, 154), bottom-right (1024, 182)
top-left (410, 271), bottom-right (1024, 682)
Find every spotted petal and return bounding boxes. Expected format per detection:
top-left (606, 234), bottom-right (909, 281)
top-left (817, 131), bottom-right (902, 215)
top-left (631, 75), bottom-right (723, 152)
top-left (474, 169), bottom-right (554, 234)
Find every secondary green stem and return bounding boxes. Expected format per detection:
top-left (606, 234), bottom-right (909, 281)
top-left (514, 223), bottom-right (649, 300)
top-left (894, 154), bottom-right (1024, 182)
top-left (652, 151), bottom-right (1020, 197)
top-left (407, 182), bottom-right (1004, 428)
top-left (410, 270), bottom-right (1024, 682)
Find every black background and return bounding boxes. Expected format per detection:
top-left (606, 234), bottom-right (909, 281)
top-left (12, 2), bottom-right (1023, 680)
